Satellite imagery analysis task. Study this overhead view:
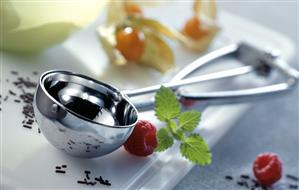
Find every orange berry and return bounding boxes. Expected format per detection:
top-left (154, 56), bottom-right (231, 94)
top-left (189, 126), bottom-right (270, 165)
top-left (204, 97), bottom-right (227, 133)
top-left (115, 27), bottom-right (145, 62)
top-left (182, 16), bottom-right (208, 40)
top-left (125, 4), bottom-right (143, 15)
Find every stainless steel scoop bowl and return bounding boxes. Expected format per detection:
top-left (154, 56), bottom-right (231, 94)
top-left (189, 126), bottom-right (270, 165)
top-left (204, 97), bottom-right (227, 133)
top-left (34, 70), bottom-right (138, 157)
top-left (33, 43), bottom-right (299, 158)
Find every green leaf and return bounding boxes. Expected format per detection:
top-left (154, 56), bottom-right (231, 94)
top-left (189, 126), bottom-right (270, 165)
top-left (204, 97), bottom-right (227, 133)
top-left (155, 128), bottom-right (174, 152)
top-left (172, 130), bottom-right (186, 141)
top-left (180, 134), bottom-right (212, 166)
top-left (167, 120), bottom-right (177, 134)
top-left (155, 86), bottom-right (180, 121)
top-left (179, 111), bottom-right (201, 132)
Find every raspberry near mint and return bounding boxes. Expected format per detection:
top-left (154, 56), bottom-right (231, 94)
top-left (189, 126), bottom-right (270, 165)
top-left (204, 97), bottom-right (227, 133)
top-left (124, 120), bottom-right (157, 157)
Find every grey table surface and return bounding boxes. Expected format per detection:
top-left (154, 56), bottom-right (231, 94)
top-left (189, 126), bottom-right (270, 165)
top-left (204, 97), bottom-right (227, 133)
top-left (174, 2), bottom-right (299, 190)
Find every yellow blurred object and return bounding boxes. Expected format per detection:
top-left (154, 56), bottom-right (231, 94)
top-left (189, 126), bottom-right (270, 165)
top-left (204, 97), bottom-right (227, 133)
top-left (0, 1), bottom-right (106, 53)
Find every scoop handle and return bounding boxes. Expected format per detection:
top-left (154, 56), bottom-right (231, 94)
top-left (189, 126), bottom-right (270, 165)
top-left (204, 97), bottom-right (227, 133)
top-left (124, 43), bottom-right (299, 112)
top-left (122, 65), bottom-right (253, 97)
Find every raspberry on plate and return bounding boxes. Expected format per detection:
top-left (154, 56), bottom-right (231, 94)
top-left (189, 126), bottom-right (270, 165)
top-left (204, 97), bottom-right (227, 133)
top-left (253, 152), bottom-right (282, 187)
top-left (124, 120), bottom-right (157, 157)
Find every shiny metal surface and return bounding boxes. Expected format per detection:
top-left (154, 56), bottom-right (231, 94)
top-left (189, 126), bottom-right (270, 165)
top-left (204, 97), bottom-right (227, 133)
top-left (34, 70), bottom-right (138, 158)
top-left (33, 43), bottom-right (299, 158)
top-left (132, 43), bottom-right (299, 111)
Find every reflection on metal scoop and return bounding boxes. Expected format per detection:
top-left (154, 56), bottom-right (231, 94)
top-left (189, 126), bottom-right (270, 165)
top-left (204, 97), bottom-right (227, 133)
top-left (33, 43), bottom-right (299, 158)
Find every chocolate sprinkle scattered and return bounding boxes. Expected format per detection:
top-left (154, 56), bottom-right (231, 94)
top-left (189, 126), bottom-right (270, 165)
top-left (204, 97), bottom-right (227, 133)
top-left (14, 99), bottom-right (21, 103)
top-left (225, 172), bottom-right (298, 190)
top-left (23, 125), bottom-right (32, 129)
top-left (237, 181), bottom-right (245, 186)
top-left (241, 174), bottom-right (250, 179)
top-left (289, 184), bottom-right (298, 189)
top-left (2, 71), bottom-right (38, 133)
top-left (11, 71), bottom-right (19, 75)
top-left (8, 90), bottom-right (16, 96)
top-left (55, 170), bottom-right (66, 174)
top-left (287, 174), bottom-right (299, 182)
top-left (225, 176), bottom-right (233, 180)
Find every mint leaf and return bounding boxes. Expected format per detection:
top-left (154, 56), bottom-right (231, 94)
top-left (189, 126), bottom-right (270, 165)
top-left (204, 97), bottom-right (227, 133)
top-left (167, 121), bottom-right (185, 141)
top-left (153, 86), bottom-right (211, 166)
top-left (180, 134), bottom-right (211, 166)
top-left (155, 86), bottom-right (180, 121)
top-left (167, 120), bottom-right (177, 133)
top-left (172, 130), bottom-right (186, 141)
top-left (155, 128), bottom-right (174, 152)
top-left (179, 111), bottom-right (201, 132)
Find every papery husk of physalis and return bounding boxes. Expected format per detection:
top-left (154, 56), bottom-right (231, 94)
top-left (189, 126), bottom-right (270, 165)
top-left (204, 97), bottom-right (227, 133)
top-left (181, 0), bottom-right (220, 52)
top-left (105, 0), bottom-right (159, 25)
top-left (193, 0), bottom-right (217, 20)
top-left (128, 15), bottom-right (219, 52)
top-left (97, 25), bottom-right (127, 65)
top-left (98, 23), bottom-right (174, 73)
top-left (139, 30), bottom-right (174, 73)
top-left (127, 15), bottom-right (189, 43)
top-left (126, 0), bottom-right (161, 7)
top-left (182, 22), bottom-right (220, 52)
top-left (106, 1), bottom-right (126, 25)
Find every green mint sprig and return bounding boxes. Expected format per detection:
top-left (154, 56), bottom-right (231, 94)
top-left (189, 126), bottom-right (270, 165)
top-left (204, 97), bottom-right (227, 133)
top-left (154, 86), bottom-right (212, 166)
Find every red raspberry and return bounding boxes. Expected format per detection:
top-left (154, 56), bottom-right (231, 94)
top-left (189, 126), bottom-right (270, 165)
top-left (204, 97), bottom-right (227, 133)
top-left (124, 120), bottom-right (157, 157)
top-left (253, 152), bottom-right (282, 187)
top-left (180, 98), bottom-right (197, 108)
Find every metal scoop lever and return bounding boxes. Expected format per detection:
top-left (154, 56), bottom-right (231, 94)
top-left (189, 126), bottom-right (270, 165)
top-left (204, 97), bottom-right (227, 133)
top-left (130, 43), bottom-right (299, 111)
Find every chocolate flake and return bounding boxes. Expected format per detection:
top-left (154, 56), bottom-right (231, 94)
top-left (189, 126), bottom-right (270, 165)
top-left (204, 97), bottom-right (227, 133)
top-left (23, 125), bottom-right (32, 129)
top-left (11, 71), bottom-right (18, 75)
top-left (85, 170), bottom-right (91, 180)
top-left (289, 184), bottom-right (298, 189)
top-left (287, 174), bottom-right (299, 182)
top-left (241, 174), bottom-right (250, 179)
top-left (8, 90), bottom-right (16, 96)
top-left (225, 176), bottom-right (233, 180)
top-left (237, 181), bottom-right (244, 186)
top-left (55, 170), bottom-right (66, 174)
